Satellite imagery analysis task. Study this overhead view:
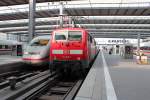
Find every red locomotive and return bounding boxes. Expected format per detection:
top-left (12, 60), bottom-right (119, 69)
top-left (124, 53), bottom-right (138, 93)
top-left (49, 27), bottom-right (98, 73)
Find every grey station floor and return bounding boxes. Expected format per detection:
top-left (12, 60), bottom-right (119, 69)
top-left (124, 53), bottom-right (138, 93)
top-left (75, 51), bottom-right (150, 100)
top-left (0, 55), bottom-right (22, 65)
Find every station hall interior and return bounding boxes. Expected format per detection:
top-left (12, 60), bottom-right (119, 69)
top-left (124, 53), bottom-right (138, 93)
top-left (1, 0), bottom-right (150, 100)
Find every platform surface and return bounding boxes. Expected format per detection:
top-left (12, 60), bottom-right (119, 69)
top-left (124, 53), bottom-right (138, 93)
top-left (0, 55), bottom-right (22, 65)
top-left (75, 51), bottom-right (150, 100)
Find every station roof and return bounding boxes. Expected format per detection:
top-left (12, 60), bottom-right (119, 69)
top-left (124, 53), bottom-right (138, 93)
top-left (0, 0), bottom-right (72, 6)
top-left (0, 1), bottom-right (150, 39)
top-left (0, 3), bottom-right (150, 21)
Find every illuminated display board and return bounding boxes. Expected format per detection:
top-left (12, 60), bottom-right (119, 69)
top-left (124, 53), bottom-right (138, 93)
top-left (95, 38), bottom-right (142, 45)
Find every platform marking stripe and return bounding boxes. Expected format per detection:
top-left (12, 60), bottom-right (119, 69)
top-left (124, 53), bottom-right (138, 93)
top-left (101, 51), bottom-right (117, 100)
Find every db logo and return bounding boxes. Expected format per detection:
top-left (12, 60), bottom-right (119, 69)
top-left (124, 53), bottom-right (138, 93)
top-left (64, 50), bottom-right (69, 54)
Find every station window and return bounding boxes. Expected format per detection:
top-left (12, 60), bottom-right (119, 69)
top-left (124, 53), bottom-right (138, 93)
top-left (8, 45), bottom-right (12, 49)
top-left (5, 45), bottom-right (8, 49)
top-left (2, 45), bottom-right (5, 49)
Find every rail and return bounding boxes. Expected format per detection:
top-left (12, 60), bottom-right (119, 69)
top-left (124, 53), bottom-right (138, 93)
top-left (0, 70), bottom-right (55, 100)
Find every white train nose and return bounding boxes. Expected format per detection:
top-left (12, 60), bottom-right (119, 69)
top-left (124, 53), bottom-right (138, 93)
top-left (31, 55), bottom-right (42, 60)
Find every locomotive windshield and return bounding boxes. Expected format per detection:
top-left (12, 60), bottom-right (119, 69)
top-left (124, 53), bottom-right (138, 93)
top-left (68, 31), bottom-right (82, 41)
top-left (55, 32), bottom-right (67, 40)
top-left (55, 31), bottom-right (82, 41)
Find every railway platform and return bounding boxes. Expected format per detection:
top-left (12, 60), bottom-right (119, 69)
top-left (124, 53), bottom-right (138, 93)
top-left (0, 55), bottom-right (23, 74)
top-left (75, 51), bottom-right (150, 100)
top-left (0, 55), bottom-right (22, 65)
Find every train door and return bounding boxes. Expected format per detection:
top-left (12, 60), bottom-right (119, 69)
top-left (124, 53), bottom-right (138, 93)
top-left (116, 45), bottom-right (120, 54)
top-left (12, 45), bottom-right (22, 56)
top-left (88, 35), bottom-right (91, 61)
top-left (12, 45), bottom-right (17, 56)
top-left (91, 39), bottom-right (96, 59)
top-left (16, 45), bottom-right (22, 56)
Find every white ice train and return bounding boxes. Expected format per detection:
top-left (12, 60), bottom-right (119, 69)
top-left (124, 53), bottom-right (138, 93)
top-left (133, 41), bottom-right (150, 57)
top-left (0, 39), bottom-right (22, 55)
top-left (22, 35), bottom-right (51, 66)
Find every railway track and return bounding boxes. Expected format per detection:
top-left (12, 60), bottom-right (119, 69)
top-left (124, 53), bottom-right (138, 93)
top-left (0, 70), bottom-right (55, 100)
top-left (0, 68), bottom-right (47, 90)
top-left (0, 51), bottom-right (99, 100)
top-left (0, 62), bottom-right (23, 75)
top-left (0, 69), bottom-right (84, 100)
top-left (0, 61), bottom-right (50, 88)
top-left (26, 76), bottom-right (84, 100)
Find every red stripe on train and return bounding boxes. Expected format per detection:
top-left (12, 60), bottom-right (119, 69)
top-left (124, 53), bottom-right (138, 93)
top-left (22, 58), bottom-right (49, 61)
top-left (144, 52), bottom-right (150, 54)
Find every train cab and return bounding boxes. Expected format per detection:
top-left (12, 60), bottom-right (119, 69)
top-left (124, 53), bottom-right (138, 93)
top-left (23, 35), bottom-right (50, 66)
top-left (50, 28), bottom-right (97, 71)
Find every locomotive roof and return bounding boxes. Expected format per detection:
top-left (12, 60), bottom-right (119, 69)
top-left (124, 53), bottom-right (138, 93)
top-left (53, 27), bottom-right (87, 32)
top-left (52, 27), bottom-right (95, 38)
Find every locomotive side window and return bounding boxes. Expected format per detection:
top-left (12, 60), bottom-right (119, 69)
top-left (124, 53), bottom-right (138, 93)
top-left (93, 39), bottom-right (96, 45)
top-left (68, 31), bottom-right (82, 41)
top-left (88, 35), bottom-right (93, 43)
top-left (88, 35), bottom-right (89, 41)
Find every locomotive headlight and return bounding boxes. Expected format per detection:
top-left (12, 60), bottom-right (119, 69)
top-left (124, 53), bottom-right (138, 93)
top-left (32, 55), bottom-right (41, 58)
top-left (24, 52), bottom-right (29, 55)
top-left (52, 50), bottom-right (63, 54)
top-left (70, 50), bottom-right (83, 54)
top-left (77, 57), bottom-right (81, 60)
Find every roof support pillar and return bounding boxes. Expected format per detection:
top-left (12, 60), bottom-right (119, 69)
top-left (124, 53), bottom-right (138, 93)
top-left (28, 0), bottom-right (36, 42)
top-left (137, 33), bottom-right (141, 53)
top-left (69, 17), bottom-right (72, 26)
top-left (69, 17), bottom-right (75, 27)
top-left (17, 34), bottom-right (21, 42)
top-left (6, 33), bottom-right (9, 40)
top-left (123, 38), bottom-right (126, 45)
top-left (59, 2), bottom-right (64, 28)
